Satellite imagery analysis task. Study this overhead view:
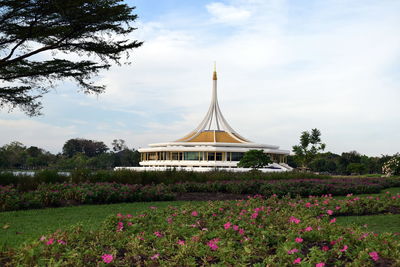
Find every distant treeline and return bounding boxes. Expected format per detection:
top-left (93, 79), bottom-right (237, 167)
top-left (0, 139), bottom-right (396, 175)
top-left (0, 139), bottom-right (140, 170)
top-left (288, 151), bottom-right (393, 175)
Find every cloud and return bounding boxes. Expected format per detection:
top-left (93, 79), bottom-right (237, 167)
top-left (0, 119), bottom-right (77, 153)
top-left (206, 2), bottom-right (251, 24)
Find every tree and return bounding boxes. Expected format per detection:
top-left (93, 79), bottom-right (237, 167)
top-left (111, 139), bottom-right (127, 152)
top-left (292, 128), bottom-right (326, 168)
top-left (237, 150), bottom-right (272, 169)
top-left (62, 138), bottom-right (109, 157)
top-left (0, 0), bottom-right (142, 115)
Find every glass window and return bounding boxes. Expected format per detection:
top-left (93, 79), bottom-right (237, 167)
top-left (231, 152), bottom-right (244, 161)
top-left (207, 152), bottom-right (215, 161)
top-left (227, 152), bottom-right (231, 161)
top-left (216, 152), bottom-right (222, 161)
top-left (171, 152), bottom-right (179, 160)
top-left (148, 152), bottom-right (157, 160)
top-left (184, 152), bottom-right (200, 160)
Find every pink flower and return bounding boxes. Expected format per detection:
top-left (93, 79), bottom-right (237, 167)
top-left (316, 263), bottom-right (325, 267)
top-left (288, 248), bottom-right (299, 254)
top-left (289, 216), bottom-right (301, 224)
top-left (369, 251), bottom-right (379, 261)
top-left (322, 246), bottom-right (329, 251)
top-left (305, 226), bottom-right (313, 232)
top-left (101, 254), bottom-right (113, 264)
top-left (293, 258), bottom-right (302, 264)
top-left (207, 238), bottom-right (220, 251)
top-left (233, 225), bottom-right (239, 231)
top-left (335, 206), bottom-right (341, 210)
top-left (46, 238), bottom-right (54, 245)
top-left (126, 214), bottom-right (133, 218)
top-left (239, 229), bottom-right (245, 235)
top-left (150, 253), bottom-right (160, 260)
top-left (177, 240), bottom-right (185, 245)
top-left (251, 212), bottom-right (258, 219)
top-left (224, 222), bottom-right (232, 229)
top-left (116, 213), bottom-right (123, 218)
top-left (191, 211), bottom-right (198, 216)
top-left (154, 231), bottom-right (163, 238)
top-left (150, 206), bottom-right (157, 209)
top-left (330, 218), bottom-right (336, 224)
top-left (340, 245), bottom-right (348, 252)
top-left (327, 210), bottom-right (333, 215)
top-left (39, 236), bottom-right (46, 241)
top-left (116, 222), bottom-right (124, 232)
top-left (295, 237), bottom-right (303, 243)
top-left (305, 202), bottom-right (312, 208)
top-left (57, 240), bottom-right (66, 245)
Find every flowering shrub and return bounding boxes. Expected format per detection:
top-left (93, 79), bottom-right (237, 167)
top-left (382, 155), bottom-right (400, 177)
top-left (0, 183), bottom-right (175, 211)
top-left (1, 178), bottom-right (400, 212)
top-left (1, 194), bottom-right (400, 266)
top-left (171, 178), bottom-right (400, 196)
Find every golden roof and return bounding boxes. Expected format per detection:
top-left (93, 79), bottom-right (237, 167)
top-left (176, 130), bottom-right (246, 143)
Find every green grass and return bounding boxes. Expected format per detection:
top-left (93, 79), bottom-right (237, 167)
top-left (336, 214), bottom-right (400, 235)
top-left (0, 201), bottom-right (202, 249)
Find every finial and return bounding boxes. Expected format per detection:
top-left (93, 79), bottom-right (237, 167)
top-left (213, 61), bottom-right (217, 80)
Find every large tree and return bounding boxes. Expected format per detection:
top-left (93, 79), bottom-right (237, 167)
top-left (62, 138), bottom-right (109, 158)
top-left (0, 0), bottom-right (142, 115)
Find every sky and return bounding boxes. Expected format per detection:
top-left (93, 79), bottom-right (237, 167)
top-left (1, 0), bottom-right (399, 156)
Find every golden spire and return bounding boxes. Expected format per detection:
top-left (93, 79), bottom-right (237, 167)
top-left (213, 61), bottom-right (217, 80)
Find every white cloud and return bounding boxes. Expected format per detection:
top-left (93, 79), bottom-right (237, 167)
top-left (206, 2), bottom-right (251, 24)
top-left (0, 119), bottom-right (77, 153)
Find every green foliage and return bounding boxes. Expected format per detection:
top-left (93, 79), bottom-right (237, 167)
top-left (0, 0), bottom-right (142, 115)
top-left (292, 128), bottom-right (326, 168)
top-left (62, 138), bottom-right (109, 158)
top-left (2, 195), bottom-right (400, 266)
top-left (237, 150), bottom-right (272, 169)
top-left (346, 163), bottom-right (366, 175)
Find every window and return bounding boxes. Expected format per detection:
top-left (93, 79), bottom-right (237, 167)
top-left (227, 152), bottom-right (231, 161)
top-left (231, 152), bottom-right (244, 161)
top-left (207, 152), bottom-right (215, 161)
top-left (171, 152), bottom-right (179, 160)
top-left (184, 152), bottom-right (200, 160)
top-left (216, 152), bottom-right (222, 161)
top-left (148, 152), bottom-right (157, 160)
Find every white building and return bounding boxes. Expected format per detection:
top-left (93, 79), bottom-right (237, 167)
top-left (117, 66), bottom-right (291, 172)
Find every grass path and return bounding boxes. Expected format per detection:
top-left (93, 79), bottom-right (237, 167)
top-left (1, 187), bottom-right (400, 249)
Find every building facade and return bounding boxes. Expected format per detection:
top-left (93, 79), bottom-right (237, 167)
top-left (117, 67), bottom-right (291, 172)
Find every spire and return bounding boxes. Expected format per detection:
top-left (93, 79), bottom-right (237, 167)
top-left (213, 61), bottom-right (217, 80)
top-left (175, 64), bottom-right (251, 143)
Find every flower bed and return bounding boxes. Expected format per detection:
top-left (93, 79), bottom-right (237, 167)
top-left (171, 178), bottom-right (400, 196)
top-left (1, 178), bottom-right (400, 212)
top-left (1, 194), bottom-right (400, 266)
top-left (0, 183), bottom-right (175, 211)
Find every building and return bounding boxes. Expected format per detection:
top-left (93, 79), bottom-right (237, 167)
top-left (117, 66), bottom-right (291, 172)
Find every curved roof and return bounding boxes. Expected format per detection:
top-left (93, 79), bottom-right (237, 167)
top-left (175, 66), bottom-right (251, 144)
